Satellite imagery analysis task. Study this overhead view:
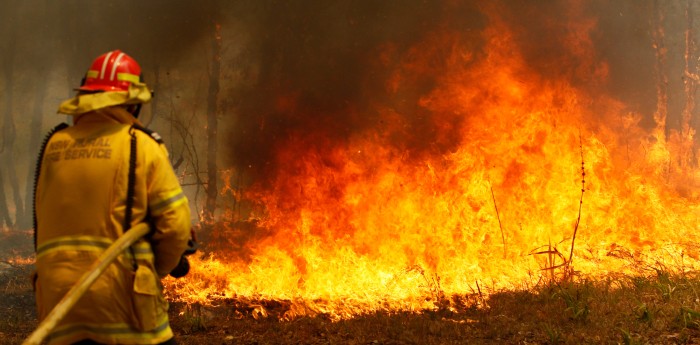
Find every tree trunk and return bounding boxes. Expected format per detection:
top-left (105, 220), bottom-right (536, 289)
top-left (1, 32), bottom-right (22, 229)
top-left (3, 146), bottom-right (24, 228)
top-left (205, 23), bottom-right (222, 219)
top-left (0, 171), bottom-right (12, 228)
top-left (681, 0), bottom-right (697, 168)
top-left (651, 0), bottom-right (668, 140)
top-left (20, 74), bottom-right (47, 229)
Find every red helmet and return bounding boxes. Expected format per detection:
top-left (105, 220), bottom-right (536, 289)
top-left (78, 50), bottom-right (142, 92)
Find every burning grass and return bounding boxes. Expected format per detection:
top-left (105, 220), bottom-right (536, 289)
top-left (3, 230), bottom-right (700, 344)
top-left (163, 244), bottom-right (700, 343)
top-left (166, 266), bottom-right (700, 344)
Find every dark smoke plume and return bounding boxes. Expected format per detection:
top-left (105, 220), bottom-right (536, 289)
top-left (220, 1), bottom-right (664, 183)
top-left (0, 0), bottom-right (690, 203)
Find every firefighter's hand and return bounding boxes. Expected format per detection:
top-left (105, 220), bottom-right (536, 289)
top-left (170, 236), bottom-right (197, 278)
top-left (169, 256), bottom-right (190, 278)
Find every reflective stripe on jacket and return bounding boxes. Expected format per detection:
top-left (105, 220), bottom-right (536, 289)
top-left (34, 106), bottom-right (191, 344)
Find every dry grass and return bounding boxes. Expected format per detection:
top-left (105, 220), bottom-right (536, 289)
top-left (0, 263), bottom-right (38, 345)
top-left (4, 265), bottom-right (700, 344)
top-left (165, 269), bottom-right (700, 344)
top-left (4, 228), bottom-right (700, 344)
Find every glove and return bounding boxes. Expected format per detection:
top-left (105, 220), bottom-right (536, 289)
top-left (169, 255), bottom-right (190, 278)
top-left (169, 239), bottom-right (198, 278)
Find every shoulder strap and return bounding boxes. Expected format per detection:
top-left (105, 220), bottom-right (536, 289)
top-left (33, 123), bottom-right (69, 251)
top-left (124, 127), bottom-right (137, 233)
top-left (123, 123), bottom-right (164, 232)
top-left (124, 126), bottom-right (140, 270)
top-left (125, 124), bottom-right (162, 269)
top-left (132, 123), bottom-right (164, 144)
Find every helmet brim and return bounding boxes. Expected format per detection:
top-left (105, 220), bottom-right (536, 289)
top-left (76, 84), bottom-right (128, 92)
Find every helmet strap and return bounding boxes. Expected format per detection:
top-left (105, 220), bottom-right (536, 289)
top-left (126, 104), bottom-right (142, 118)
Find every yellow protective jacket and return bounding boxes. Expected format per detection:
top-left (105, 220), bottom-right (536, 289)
top-left (34, 106), bottom-right (191, 344)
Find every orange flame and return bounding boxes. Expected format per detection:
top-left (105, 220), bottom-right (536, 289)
top-left (166, 3), bottom-right (700, 319)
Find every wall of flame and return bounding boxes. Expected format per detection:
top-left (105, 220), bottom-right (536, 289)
top-left (166, 1), bottom-right (700, 318)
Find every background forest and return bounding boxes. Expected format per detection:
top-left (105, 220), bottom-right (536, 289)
top-left (0, 0), bottom-right (698, 254)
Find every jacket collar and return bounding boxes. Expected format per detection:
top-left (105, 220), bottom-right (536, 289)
top-left (73, 106), bottom-right (143, 126)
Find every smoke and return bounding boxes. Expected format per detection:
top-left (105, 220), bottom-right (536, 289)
top-left (0, 0), bottom-right (695, 226)
top-left (0, 1), bottom-right (223, 84)
top-left (219, 1), bottom-right (672, 182)
top-left (0, 0), bottom-right (223, 230)
top-left (0, 0), bottom-right (680, 178)
top-left (220, 1), bottom-right (484, 179)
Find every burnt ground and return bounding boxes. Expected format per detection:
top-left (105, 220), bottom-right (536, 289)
top-left (0, 260), bottom-right (519, 345)
top-left (0, 230), bottom-right (38, 345)
top-left (0, 262), bottom-right (36, 345)
top-left (4, 229), bottom-right (700, 344)
top-left (0, 260), bottom-right (513, 345)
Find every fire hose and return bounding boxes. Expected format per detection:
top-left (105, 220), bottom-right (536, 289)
top-left (22, 223), bottom-right (151, 345)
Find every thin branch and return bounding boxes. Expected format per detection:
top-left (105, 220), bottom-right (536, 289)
top-left (489, 182), bottom-right (507, 259)
top-left (181, 182), bottom-right (210, 187)
top-left (568, 130), bottom-right (586, 266)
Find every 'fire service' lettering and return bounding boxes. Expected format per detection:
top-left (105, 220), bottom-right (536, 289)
top-left (44, 137), bottom-right (113, 162)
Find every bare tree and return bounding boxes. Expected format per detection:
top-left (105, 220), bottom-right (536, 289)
top-left (0, 44), bottom-right (11, 228)
top-left (20, 67), bottom-right (48, 230)
top-left (205, 22), bottom-right (222, 219)
top-left (650, 0), bottom-right (668, 140)
top-left (1, 27), bottom-right (24, 229)
top-left (681, 0), bottom-right (698, 168)
top-left (0, 171), bottom-right (11, 228)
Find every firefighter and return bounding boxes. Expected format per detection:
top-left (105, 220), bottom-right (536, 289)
top-left (33, 50), bottom-right (192, 345)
